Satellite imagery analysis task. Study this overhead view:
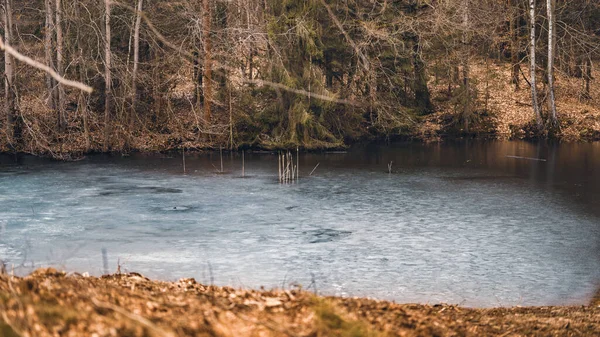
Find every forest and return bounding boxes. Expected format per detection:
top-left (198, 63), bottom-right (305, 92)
top-left (1, 0), bottom-right (600, 157)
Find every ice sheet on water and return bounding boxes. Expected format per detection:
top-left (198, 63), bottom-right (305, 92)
top-left (2, 143), bottom-right (600, 307)
top-left (303, 228), bottom-right (352, 244)
top-left (0, 243), bottom-right (21, 262)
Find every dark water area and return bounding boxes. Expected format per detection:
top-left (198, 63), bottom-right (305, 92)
top-left (1, 141), bottom-right (599, 307)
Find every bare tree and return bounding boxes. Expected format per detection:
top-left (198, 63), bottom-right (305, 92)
top-left (56, 0), bottom-right (66, 131)
top-left (462, 0), bottom-right (471, 132)
top-left (583, 57), bottom-right (592, 99)
top-left (44, 0), bottom-right (57, 111)
top-left (130, 0), bottom-right (143, 128)
top-left (529, 0), bottom-right (543, 131)
top-left (510, 0), bottom-right (520, 89)
top-left (74, 1), bottom-right (90, 150)
top-left (203, 0), bottom-right (212, 125)
top-left (546, 0), bottom-right (557, 128)
top-left (3, 0), bottom-right (17, 144)
top-left (103, 0), bottom-right (112, 151)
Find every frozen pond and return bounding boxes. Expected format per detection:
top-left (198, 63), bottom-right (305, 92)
top-left (1, 141), bottom-right (599, 307)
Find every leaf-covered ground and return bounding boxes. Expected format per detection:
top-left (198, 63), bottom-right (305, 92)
top-left (421, 60), bottom-right (600, 141)
top-left (1, 269), bottom-right (599, 337)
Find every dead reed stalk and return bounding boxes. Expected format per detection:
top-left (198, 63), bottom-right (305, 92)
top-left (278, 150), bottom-right (298, 184)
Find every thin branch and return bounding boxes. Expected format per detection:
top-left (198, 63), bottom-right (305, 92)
top-left (0, 37), bottom-right (93, 93)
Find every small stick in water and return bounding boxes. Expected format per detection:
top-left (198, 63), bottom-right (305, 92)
top-left (278, 150), bottom-right (300, 184)
top-left (220, 146), bottom-right (224, 172)
top-left (242, 150), bottom-right (245, 177)
top-left (182, 147), bottom-right (186, 174)
top-left (309, 163), bottom-right (320, 176)
top-left (388, 161), bottom-right (393, 174)
top-left (288, 151), bottom-right (292, 183)
top-left (296, 147), bottom-right (299, 181)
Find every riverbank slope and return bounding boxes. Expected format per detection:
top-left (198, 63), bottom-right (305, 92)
top-left (1, 269), bottom-right (599, 337)
top-left (2, 59), bottom-right (599, 160)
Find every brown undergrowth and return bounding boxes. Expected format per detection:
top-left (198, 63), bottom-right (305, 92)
top-left (0, 269), bottom-right (599, 337)
top-left (1, 57), bottom-right (599, 158)
top-left (420, 60), bottom-right (600, 141)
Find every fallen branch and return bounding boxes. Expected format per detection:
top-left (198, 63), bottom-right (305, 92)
top-left (0, 37), bottom-right (93, 93)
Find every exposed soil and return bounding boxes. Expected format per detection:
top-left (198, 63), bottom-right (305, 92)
top-left (1, 269), bottom-right (599, 337)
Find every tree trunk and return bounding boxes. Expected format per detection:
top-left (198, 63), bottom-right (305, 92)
top-left (246, 3), bottom-right (253, 81)
top-left (325, 52), bottom-right (333, 88)
top-left (528, 0), bottom-right (543, 131)
top-left (412, 35), bottom-right (432, 114)
top-left (44, 0), bottom-right (57, 111)
top-left (130, 0), bottom-right (143, 129)
top-left (546, 0), bottom-right (557, 128)
top-left (73, 1), bottom-right (89, 151)
top-left (510, 0), bottom-right (520, 89)
top-left (584, 57), bottom-right (592, 99)
top-left (193, 49), bottom-right (204, 106)
top-left (3, 0), bottom-right (17, 144)
top-left (103, 0), bottom-right (112, 151)
top-left (462, 0), bottom-right (471, 132)
top-left (56, 0), bottom-right (66, 132)
top-left (203, 0), bottom-right (212, 125)
top-left (78, 51), bottom-right (90, 151)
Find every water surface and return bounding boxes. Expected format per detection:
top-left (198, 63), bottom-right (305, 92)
top-left (1, 141), bottom-right (599, 307)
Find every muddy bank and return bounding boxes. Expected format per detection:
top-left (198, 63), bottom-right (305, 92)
top-left (0, 269), bottom-right (599, 337)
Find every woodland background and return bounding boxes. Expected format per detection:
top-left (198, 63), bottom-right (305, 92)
top-left (1, 0), bottom-right (600, 158)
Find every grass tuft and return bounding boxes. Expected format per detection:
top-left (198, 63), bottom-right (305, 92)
top-left (0, 318), bottom-right (20, 337)
top-left (312, 298), bottom-right (386, 337)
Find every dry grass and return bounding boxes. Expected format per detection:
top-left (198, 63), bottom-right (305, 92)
top-left (0, 269), bottom-right (599, 337)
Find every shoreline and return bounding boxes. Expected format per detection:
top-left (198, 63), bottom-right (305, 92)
top-left (0, 136), bottom-right (596, 161)
top-left (1, 269), bottom-right (599, 336)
